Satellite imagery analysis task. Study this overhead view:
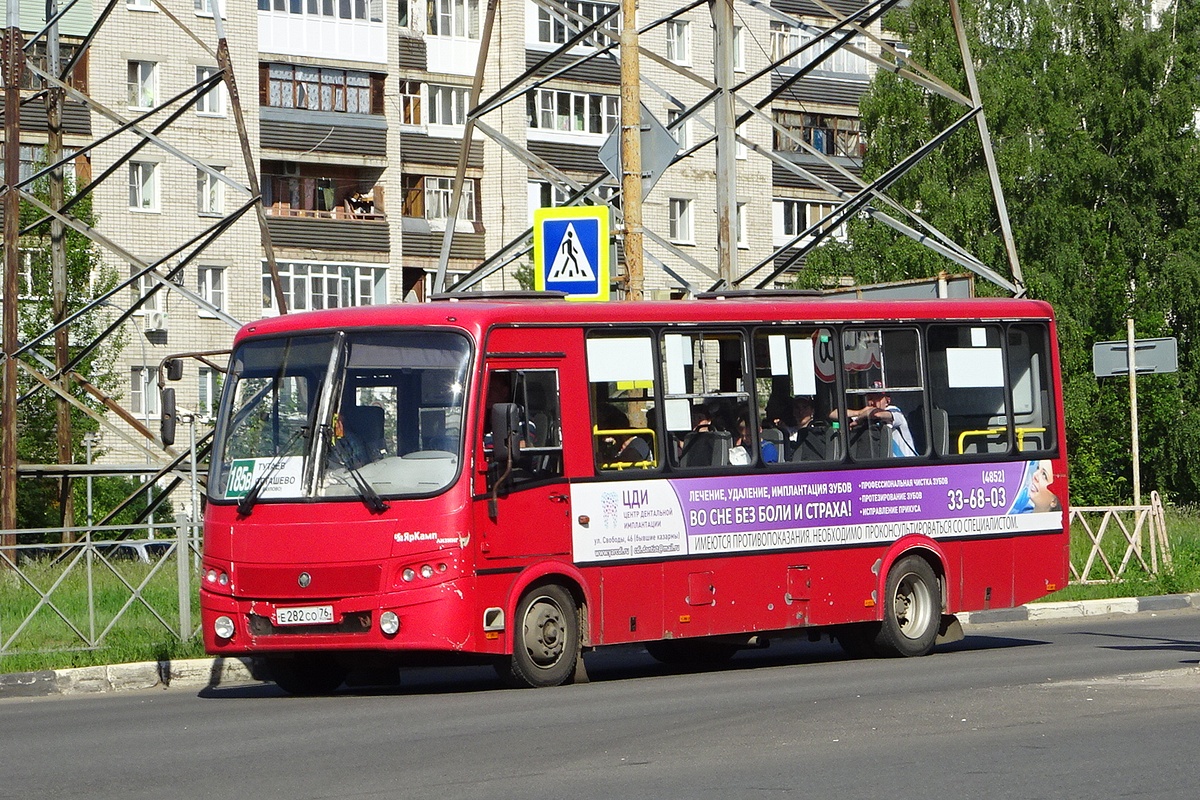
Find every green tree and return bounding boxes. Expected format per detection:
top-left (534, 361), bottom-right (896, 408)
top-left (16, 157), bottom-right (126, 530)
top-left (806, 0), bottom-right (1200, 504)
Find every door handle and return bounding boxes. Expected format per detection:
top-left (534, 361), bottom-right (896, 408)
top-left (549, 493), bottom-right (569, 503)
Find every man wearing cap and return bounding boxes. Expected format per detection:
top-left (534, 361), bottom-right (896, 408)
top-left (848, 381), bottom-right (917, 457)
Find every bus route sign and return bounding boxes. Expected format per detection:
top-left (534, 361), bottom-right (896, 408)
top-left (533, 205), bottom-right (610, 302)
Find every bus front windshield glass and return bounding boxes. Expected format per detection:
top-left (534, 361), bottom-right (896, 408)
top-left (212, 330), bottom-right (471, 504)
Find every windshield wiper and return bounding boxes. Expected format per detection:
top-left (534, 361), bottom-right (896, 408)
top-left (325, 428), bottom-right (389, 514)
top-left (236, 426), bottom-right (309, 516)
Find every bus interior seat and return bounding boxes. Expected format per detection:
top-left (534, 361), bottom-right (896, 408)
top-left (789, 426), bottom-right (829, 462)
top-left (848, 421), bottom-right (889, 460)
top-left (343, 404), bottom-right (386, 459)
top-left (679, 430), bottom-right (732, 467)
top-left (930, 407), bottom-right (949, 455)
top-left (908, 406), bottom-right (950, 456)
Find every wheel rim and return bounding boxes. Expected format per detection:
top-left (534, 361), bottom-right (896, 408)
top-left (892, 571), bottom-right (935, 640)
top-left (522, 593), bottom-right (566, 669)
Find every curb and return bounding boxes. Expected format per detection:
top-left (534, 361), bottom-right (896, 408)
top-left (958, 591), bottom-right (1200, 624)
top-left (0, 656), bottom-right (265, 699)
top-left (4, 594), bottom-right (1200, 698)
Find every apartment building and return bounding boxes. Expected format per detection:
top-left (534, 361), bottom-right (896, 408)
top-left (5, 0), bottom-right (879, 463)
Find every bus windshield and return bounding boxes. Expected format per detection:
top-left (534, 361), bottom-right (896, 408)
top-left (211, 329), bottom-right (471, 505)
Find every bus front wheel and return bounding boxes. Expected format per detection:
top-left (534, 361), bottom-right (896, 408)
top-left (499, 583), bottom-right (580, 688)
top-left (876, 554), bottom-right (941, 657)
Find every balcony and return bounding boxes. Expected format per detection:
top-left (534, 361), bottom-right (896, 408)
top-left (262, 162), bottom-right (389, 252)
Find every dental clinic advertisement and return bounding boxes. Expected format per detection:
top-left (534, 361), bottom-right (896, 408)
top-left (570, 461), bottom-right (1061, 564)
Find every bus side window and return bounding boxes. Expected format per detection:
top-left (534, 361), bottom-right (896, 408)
top-left (752, 327), bottom-right (838, 465)
top-left (484, 369), bottom-right (564, 483)
top-left (661, 329), bottom-right (750, 468)
top-left (586, 333), bottom-right (660, 473)
top-left (927, 323), bottom-right (1056, 457)
top-left (840, 328), bottom-right (924, 459)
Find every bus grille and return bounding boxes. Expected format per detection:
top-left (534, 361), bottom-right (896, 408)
top-left (248, 611), bottom-right (372, 636)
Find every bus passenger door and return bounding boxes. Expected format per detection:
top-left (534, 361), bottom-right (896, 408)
top-left (473, 358), bottom-right (574, 561)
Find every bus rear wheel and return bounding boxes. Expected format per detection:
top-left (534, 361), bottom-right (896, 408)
top-left (876, 554), bottom-right (941, 657)
top-left (265, 655), bottom-right (348, 696)
top-left (499, 583), bottom-right (580, 688)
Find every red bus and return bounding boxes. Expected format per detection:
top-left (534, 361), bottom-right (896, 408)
top-left (195, 294), bottom-right (1068, 694)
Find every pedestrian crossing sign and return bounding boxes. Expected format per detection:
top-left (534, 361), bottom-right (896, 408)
top-left (533, 206), bottom-right (610, 302)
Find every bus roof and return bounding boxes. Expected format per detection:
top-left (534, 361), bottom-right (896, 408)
top-left (235, 295), bottom-right (1055, 344)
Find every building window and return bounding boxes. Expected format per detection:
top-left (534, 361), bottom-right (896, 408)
top-left (127, 0), bottom-right (156, 10)
top-left (265, 63), bottom-right (376, 114)
top-left (130, 367), bottom-right (158, 417)
top-left (263, 261), bottom-right (387, 313)
top-left (770, 24), bottom-right (871, 76)
top-left (197, 167), bottom-right (225, 216)
top-left (736, 121), bottom-right (748, 159)
top-left (402, 175), bottom-right (477, 222)
top-left (666, 20), bottom-right (690, 64)
top-left (127, 60), bottom-right (158, 109)
top-left (259, 0), bottom-right (381, 20)
top-left (773, 110), bottom-right (863, 157)
top-left (536, 1), bottom-right (618, 48)
top-left (773, 198), bottom-right (847, 246)
top-left (129, 161), bottom-right (158, 212)
top-left (16, 143), bottom-right (76, 185)
top-left (132, 270), bottom-right (163, 313)
top-left (427, 84), bottom-right (468, 125)
top-left (198, 368), bottom-right (219, 419)
top-left (527, 89), bottom-right (619, 135)
top-left (398, 79), bottom-right (421, 125)
top-left (194, 0), bottom-right (225, 16)
top-left (737, 202), bottom-right (748, 248)
top-left (428, 0), bottom-right (479, 38)
top-left (669, 197), bottom-right (693, 243)
top-left (667, 109), bottom-right (690, 149)
top-left (198, 266), bottom-right (226, 316)
top-left (195, 66), bottom-right (226, 115)
top-left (733, 25), bottom-right (745, 71)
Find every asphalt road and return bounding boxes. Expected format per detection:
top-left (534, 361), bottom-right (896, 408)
top-left (3, 610), bottom-right (1198, 800)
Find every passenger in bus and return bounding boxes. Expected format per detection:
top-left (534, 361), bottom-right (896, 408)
top-left (596, 405), bottom-right (652, 466)
top-left (735, 415), bottom-right (778, 464)
top-left (845, 383), bottom-right (917, 457)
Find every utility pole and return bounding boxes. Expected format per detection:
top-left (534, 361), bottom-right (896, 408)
top-left (619, 0), bottom-right (643, 300)
top-left (711, 0), bottom-right (736, 287)
top-left (47, 0), bottom-right (75, 538)
top-left (3, 0), bottom-right (24, 536)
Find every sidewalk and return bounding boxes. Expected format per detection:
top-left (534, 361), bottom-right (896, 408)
top-left (3, 592), bottom-right (1199, 698)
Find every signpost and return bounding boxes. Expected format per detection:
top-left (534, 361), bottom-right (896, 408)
top-left (533, 205), bottom-right (610, 302)
top-left (1092, 324), bottom-right (1179, 505)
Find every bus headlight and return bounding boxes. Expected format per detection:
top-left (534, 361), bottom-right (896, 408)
top-left (213, 615), bottom-right (235, 641)
top-left (379, 611), bottom-right (400, 635)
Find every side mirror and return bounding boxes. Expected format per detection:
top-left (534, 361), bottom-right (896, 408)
top-left (491, 402), bottom-right (521, 462)
top-left (165, 358), bottom-right (183, 382)
top-left (161, 387), bottom-right (177, 447)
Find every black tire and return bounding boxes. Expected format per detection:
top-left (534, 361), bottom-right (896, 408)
top-left (498, 583), bottom-right (580, 688)
top-left (875, 554), bottom-right (941, 657)
top-left (835, 623), bottom-right (882, 659)
top-left (644, 638), bottom-right (738, 666)
top-left (266, 655), bottom-right (348, 696)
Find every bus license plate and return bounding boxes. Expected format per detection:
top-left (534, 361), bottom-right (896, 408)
top-left (275, 605), bottom-right (334, 626)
